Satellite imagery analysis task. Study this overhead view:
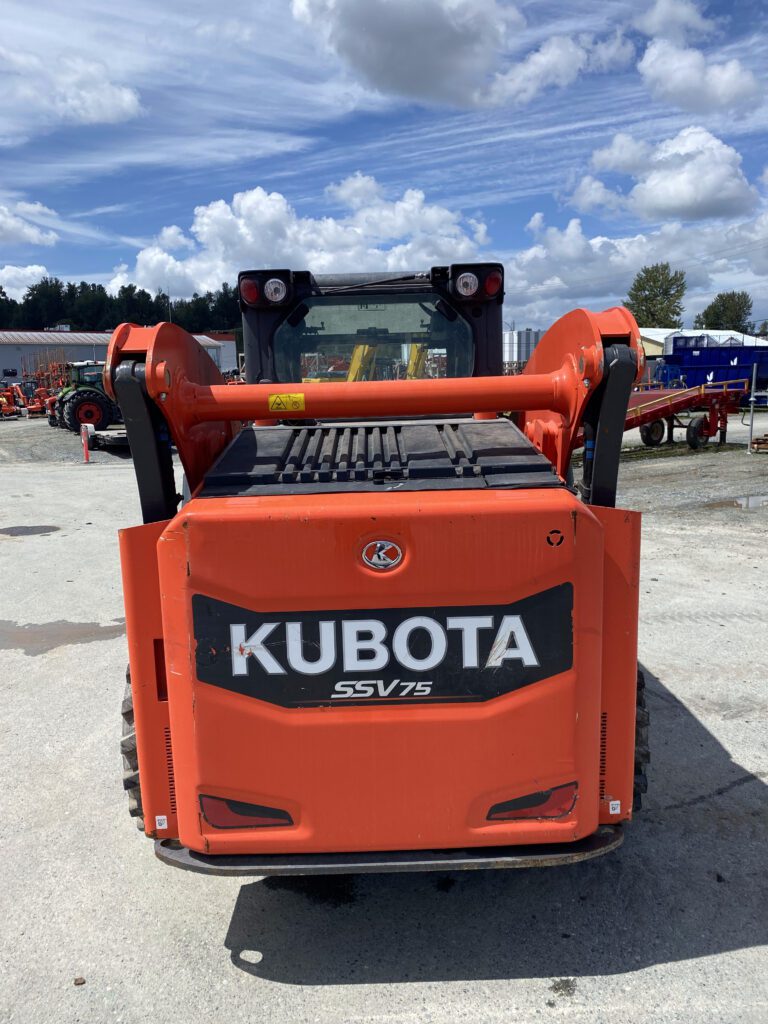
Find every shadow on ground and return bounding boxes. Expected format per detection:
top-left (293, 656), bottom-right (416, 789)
top-left (224, 665), bottom-right (767, 984)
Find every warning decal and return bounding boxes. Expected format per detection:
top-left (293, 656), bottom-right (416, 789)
top-left (268, 392), bottom-right (305, 413)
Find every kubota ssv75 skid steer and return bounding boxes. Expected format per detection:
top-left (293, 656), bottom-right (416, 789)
top-left (109, 263), bottom-right (648, 876)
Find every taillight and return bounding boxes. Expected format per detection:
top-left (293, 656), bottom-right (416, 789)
top-left (263, 277), bottom-right (288, 303)
top-left (239, 277), bottom-right (260, 305)
top-left (450, 264), bottom-right (504, 301)
top-left (487, 782), bottom-right (578, 821)
top-left (484, 269), bottom-right (503, 297)
top-left (199, 795), bottom-right (293, 829)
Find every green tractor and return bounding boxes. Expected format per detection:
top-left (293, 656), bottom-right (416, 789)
top-left (48, 362), bottom-right (122, 432)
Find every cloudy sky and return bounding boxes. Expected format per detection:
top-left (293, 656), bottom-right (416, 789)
top-left (1, 0), bottom-right (766, 326)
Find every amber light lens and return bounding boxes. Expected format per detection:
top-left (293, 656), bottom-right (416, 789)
top-left (199, 795), bottom-right (293, 829)
top-left (487, 782), bottom-right (578, 821)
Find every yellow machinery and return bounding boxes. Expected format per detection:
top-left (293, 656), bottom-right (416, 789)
top-left (346, 343), bottom-right (378, 382)
top-left (406, 343), bottom-right (429, 379)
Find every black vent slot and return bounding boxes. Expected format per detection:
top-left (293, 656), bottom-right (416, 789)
top-left (200, 418), bottom-right (562, 497)
top-left (164, 726), bottom-right (177, 814)
top-left (599, 712), bottom-right (608, 801)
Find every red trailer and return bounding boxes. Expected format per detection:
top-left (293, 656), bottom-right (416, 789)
top-left (627, 380), bottom-right (749, 449)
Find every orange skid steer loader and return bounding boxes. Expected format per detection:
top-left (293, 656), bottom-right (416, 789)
top-left (109, 264), bottom-right (648, 876)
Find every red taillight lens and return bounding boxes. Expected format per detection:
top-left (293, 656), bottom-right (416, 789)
top-left (199, 795), bottom-right (293, 829)
top-left (484, 269), bottom-right (503, 297)
top-left (239, 277), bottom-right (260, 305)
top-left (487, 782), bottom-right (578, 821)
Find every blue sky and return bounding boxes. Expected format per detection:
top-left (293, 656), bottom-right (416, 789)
top-left (1, 0), bottom-right (766, 326)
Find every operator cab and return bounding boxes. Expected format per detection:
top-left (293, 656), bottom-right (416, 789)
top-left (238, 264), bottom-right (504, 385)
top-left (69, 361), bottom-right (106, 386)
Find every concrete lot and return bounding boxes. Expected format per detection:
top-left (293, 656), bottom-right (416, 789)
top-left (1, 415), bottom-right (767, 1024)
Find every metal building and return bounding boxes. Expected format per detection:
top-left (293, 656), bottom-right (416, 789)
top-left (0, 330), bottom-right (224, 380)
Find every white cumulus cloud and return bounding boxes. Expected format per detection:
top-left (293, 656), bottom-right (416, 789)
top-left (571, 127), bottom-right (758, 221)
top-left (638, 39), bottom-right (762, 113)
top-left (585, 30), bottom-right (635, 73)
top-left (570, 175), bottom-right (625, 213)
top-left (109, 174), bottom-right (487, 296)
top-left (156, 225), bottom-right (195, 252)
top-left (485, 32), bottom-right (634, 106)
top-left (291, 0), bottom-right (518, 104)
top-left (633, 0), bottom-right (715, 45)
top-left (485, 36), bottom-right (588, 106)
top-left (0, 203), bottom-right (59, 246)
top-left (0, 46), bottom-right (141, 142)
top-left (504, 208), bottom-right (768, 326)
top-left (291, 1), bottom-right (633, 109)
top-left (0, 263), bottom-right (49, 300)
top-left (591, 133), bottom-right (652, 175)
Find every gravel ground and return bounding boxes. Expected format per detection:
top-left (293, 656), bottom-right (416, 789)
top-left (1, 415), bottom-right (767, 1024)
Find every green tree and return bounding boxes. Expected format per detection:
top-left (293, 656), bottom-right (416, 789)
top-left (0, 286), bottom-right (18, 329)
top-left (209, 282), bottom-right (240, 329)
top-left (70, 282), bottom-right (113, 331)
top-left (172, 292), bottom-right (214, 333)
top-left (17, 277), bottom-right (67, 329)
top-left (153, 291), bottom-right (172, 323)
top-left (624, 263), bottom-right (686, 327)
top-left (1, 278), bottom-right (242, 332)
top-left (758, 320), bottom-right (768, 337)
top-left (693, 291), bottom-right (754, 333)
top-left (114, 284), bottom-right (157, 326)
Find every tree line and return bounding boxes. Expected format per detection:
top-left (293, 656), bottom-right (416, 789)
top-left (1, 267), bottom-right (766, 335)
top-left (0, 278), bottom-right (240, 334)
top-left (624, 262), bottom-right (767, 335)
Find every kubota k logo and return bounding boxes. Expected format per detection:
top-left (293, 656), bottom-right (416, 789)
top-left (362, 540), bottom-right (403, 571)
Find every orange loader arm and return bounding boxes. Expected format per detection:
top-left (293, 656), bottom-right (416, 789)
top-left (104, 307), bottom-right (643, 519)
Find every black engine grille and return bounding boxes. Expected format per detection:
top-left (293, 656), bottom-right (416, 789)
top-left (199, 418), bottom-right (561, 496)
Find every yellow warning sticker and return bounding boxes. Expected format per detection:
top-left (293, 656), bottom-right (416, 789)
top-left (268, 392), bottom-right (305, 413)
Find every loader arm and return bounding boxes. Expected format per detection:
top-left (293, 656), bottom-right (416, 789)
top-left (105, 307), bottom-right (642, 522)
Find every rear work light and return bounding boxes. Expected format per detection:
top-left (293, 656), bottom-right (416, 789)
top-left (239, 277), bottom-right (260, 306)
top-left (455, 271), bottom-right (479, 297)
top-left (487, 782), bottom-right (578, 821)
top-left (199, 795), bottom-right (293, 829)
top-left (263, 277), bottom-right (288, 303)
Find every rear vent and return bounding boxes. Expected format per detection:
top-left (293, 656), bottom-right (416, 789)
top-left (199, 419), bottom-right (563, 497)
top-left (164, 726), bottom-right (177, 814)
top-left (599, 712), bottom-right (608, 800)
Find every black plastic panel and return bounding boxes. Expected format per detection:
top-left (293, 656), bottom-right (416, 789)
top-left (199, 418), bottom-right (561, 496)
top-left (192, 584), bottom-right (573, 707)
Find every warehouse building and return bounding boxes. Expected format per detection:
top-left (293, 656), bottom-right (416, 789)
top-left (0, 330), bottom-right (236, 380)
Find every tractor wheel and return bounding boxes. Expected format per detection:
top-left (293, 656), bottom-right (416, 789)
top-left (639, 419), bottom-right (665, 447)
top-left (48, 414), bottom-right (57, 427)
top-left (686, 415), bottom-right (709, 449)
top-left (121, 670), bottom-right (144, 831)
top-left (633, 669), bottom-right (650, 811)
top-left (63, 389), bottom-right (113, 432)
